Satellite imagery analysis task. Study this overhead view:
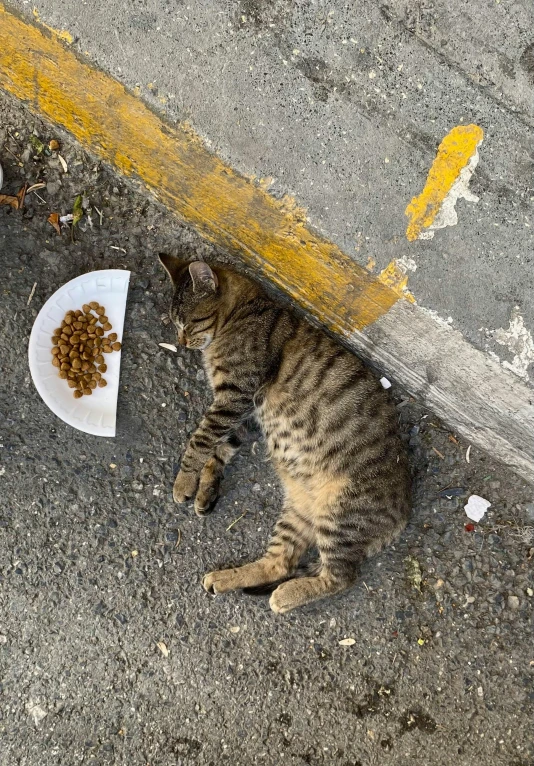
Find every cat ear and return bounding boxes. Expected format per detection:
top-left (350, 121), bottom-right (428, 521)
top-left (158, 253), bottom-right (186, 284)
top-left (188, 261), bottom-right (218, 293)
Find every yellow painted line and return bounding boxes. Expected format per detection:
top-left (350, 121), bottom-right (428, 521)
top-left (0, 3), bottom-right (409, 332)
top-left (405, 124), bottom-right (484, 242)
top-left (32, 6), bottom-right (74, 44)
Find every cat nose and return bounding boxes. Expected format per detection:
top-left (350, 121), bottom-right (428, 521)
top-left (177, 329), bottom-right (186, 346)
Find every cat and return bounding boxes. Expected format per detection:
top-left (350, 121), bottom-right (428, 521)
top-left (159, 254), bottom-right (412, 614)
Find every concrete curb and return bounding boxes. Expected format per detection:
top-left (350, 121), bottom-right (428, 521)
top-left (1, 3), bottom-right (532, 485)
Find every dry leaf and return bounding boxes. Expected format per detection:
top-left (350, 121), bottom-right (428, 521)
top-left (159, 343), bottom-right (178, 352)
top-left (157, 641), bottom-right (169, 657)
top-left (339, 638), bottom-right (356, 646)
top-left (58, 154), bottom-right (68, 173)
top-left (0, 193), bottom-right (20, 209)
top-left (47, 212), bottom-right (61, 235)
top-left (0, 183), bottom-right (27, 210)
top-left (49, 139), bottom-right (60, 151)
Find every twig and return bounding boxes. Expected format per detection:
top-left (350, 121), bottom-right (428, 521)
top-left (33, 192), bottom-right (47, 205)
top-left (175, 528), bottom-right (182, 548)
top-left (226, 510), bottom-right (248, 532)
top-left (27, 282), bottom-right (37, 306)
top-left (3, 144), bottom-right (23, 165)
top-left (432, 446), bottom-right (445, 460)
top-left (93, 205), bottom-right (104, 225)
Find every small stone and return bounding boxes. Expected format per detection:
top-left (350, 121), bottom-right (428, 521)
top-left (132, 480), bottom-right (144, 491)
top-left (507, 595), bottom-right (520, 610)
top-left (526, 588), bottom-right (533, 597)
top-left (196, 369), bottom-right (205, 381)
top-left (0, 635), bottom-right (7, 644)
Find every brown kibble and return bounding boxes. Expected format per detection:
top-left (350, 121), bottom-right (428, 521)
top-left (51, 336), bottom-right (60, 346)
top-left (74, 309), bottom-right (83, 317)
top-left (76, 380), bottom-right (84, 390)
top-left (99, 315), bottom-right (108, 325)
top-left (51, 347), bottom-right (60, 356)
top-left (102, 346), bottom-right (112, 354)
top-left (81, 361), bottom-right (90, 371)
top-left (72, 358), bottom-right (82, 369)
top-left (64, 314), bottom-right (73, 324)
top-left (83, 387), bottom-right (92, 396)
top-left (82, 352), bottom-right (91, 361)
top-left (52, 357), bottom-right (60, 368)
top-left (95, 326), bottom-right (104, 337)
top-left (61, 333), bottom-right (70, 343)
top-left (98, 364), bottom-right (107, 373)
top-left (86, 338), bottom-right (95, 348)
top-left (54, 327), bottom-right (62, 336)
top-left (103, 322), bottom-right (112, 332)
top-left (89, 301), bottom-right (99, 310)
top-left (69, 335), bottom-right (79, 346)
top-left (83, 373), bottom-right (92, 382)
top-left (88, 364), bottom-right (96, 373)
top-left (59, 344), bottom-right (69, 355)
top-left (98, 378), bottom-right (107, 388)
top-left (73, 389), bottom-right (83, 399)
top-left (96, 306), bottom-right (105, 315)
top-left (95, 354), bottom-right (104, 365)
top-left (68, 371), bottom-right (77, 379)
top-left (59, 370), bottom-right (68, 379)
top-left (69, 349), bottom-right (79, 359)
top-left (67, 379), bottom-right (77, 388)
top-left (73, 321), bottom-right (83, 330)
top-left (111, 341), bottom-right (122, 351)
top-left (93, 372), bottom-right (101, 381)
top-left (60, 362), bottom-right (70, 371)
top-left (89, 315), bottom-right (98, 324)
top-left (82, 303), bottom-right (91, 313)
top-left (107, 333), bottom-right (118, 342)
top-left (63, 325), bottom-right (73, 336)
top-left (88, 379), bottom-right (97, 390)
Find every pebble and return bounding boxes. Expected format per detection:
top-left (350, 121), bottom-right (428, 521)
top-left (131, 480), bottom-right (144, 491)
top-left (507, 595), bottom-right (520, 610)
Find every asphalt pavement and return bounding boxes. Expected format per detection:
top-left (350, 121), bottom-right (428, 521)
top-left (1, 90), bottom-right (533, 766)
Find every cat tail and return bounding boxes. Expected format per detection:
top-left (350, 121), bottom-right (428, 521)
top-left (241, 561), bottom-right (322, 596)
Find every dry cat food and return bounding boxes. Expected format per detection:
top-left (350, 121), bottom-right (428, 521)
top-left (51, 302), bottom-right (122, 398)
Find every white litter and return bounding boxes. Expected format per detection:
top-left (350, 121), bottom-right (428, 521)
top-left (159, 343), bottom-right (177, 352)
top-left (57, 154), bottom-right (68, 173)
top-left (60, 213), bottom-right (74, 224)
top-left (156, 641), bottom-right (169, 657)
top-left (26, 700), bottom-right (47, 726)
top-left (464, 494), bottom-right (491, 522)
top-left (380, 377), bottom-right (392, 389)
top-left (339, 638), bottom-right (356, 646)
top-left (466, 445), bottom-right (471, 463)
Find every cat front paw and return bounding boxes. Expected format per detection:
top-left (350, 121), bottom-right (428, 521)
top-left (173, 469), bottom-right (199, 503)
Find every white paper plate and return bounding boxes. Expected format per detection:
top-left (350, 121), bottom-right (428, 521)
top-left (28, 269), bottom-right (131, 437)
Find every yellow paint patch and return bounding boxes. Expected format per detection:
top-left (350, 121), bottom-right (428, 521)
top-left (405, 124), bottom-right (484, 242)
top-left (32, 7), bottom-right (74, 44)
top-left (0, 3), bottom-right (410, 332)
top-left (378, 261), bottom-right (416, 304)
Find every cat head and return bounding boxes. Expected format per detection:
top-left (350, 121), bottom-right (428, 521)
top-left (159, 254), bottom-right (220, 350)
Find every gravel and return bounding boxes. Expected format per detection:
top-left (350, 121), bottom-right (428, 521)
top-left (1, 88), bottom-right (533, 766)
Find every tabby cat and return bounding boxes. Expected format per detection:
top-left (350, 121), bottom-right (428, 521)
top-left (159, 254), bottom-right (412, 613)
